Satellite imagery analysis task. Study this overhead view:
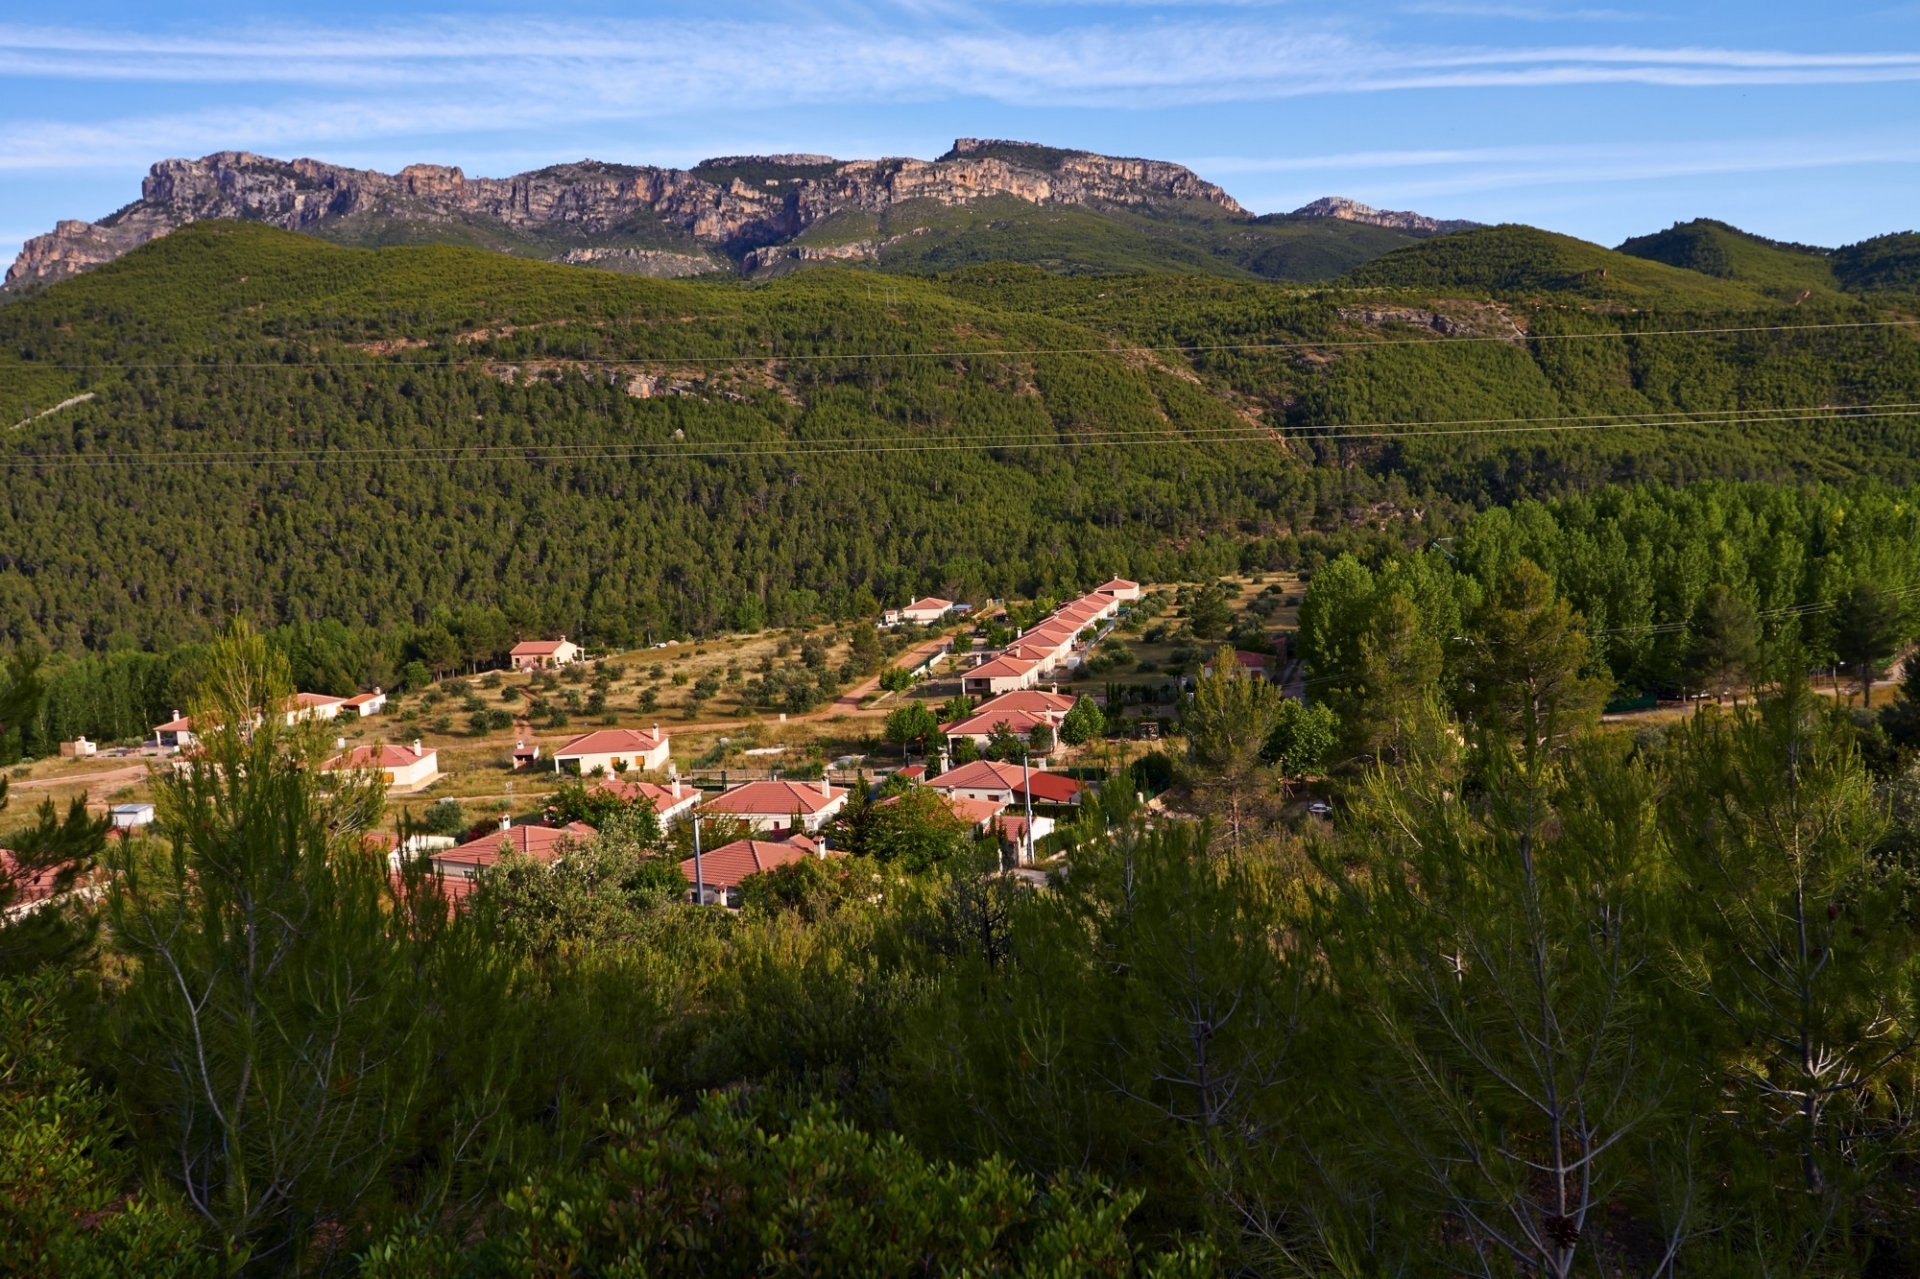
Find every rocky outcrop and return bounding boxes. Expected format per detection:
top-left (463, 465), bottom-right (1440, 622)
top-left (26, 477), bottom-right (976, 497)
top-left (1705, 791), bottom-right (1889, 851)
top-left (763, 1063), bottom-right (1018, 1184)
top-left (557, 247), bottom-right (724, 277)
top-left (1291, 196), bottom-right (1479, 235)
top-left (6, 139), bottom-right (1253, 287)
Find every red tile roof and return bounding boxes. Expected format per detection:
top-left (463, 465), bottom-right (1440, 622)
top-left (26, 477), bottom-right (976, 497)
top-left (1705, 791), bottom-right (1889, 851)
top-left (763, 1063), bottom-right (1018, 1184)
top-left (930, 760), bottom-right (1083, 803)
top-left (974, 689), bottom-right (1076, 717)
top-left (1096, 578), bottom-right (1139, 593)
top-left (904, 597), bottom-right (954, 612)
top-left (700, 779), bottom-right (847, 817)
top-left (510, 639), bottom-right (572, 655)
top-left (680, 836), bottom-right (839, 891)
top-left (1, 850), bottom-right (72, 909)
top-left (595, 777), bottom-right (699, 813)
top-left (941, 708), bottom-right (1054, 738)
top-left (555, 727), bottom-right (667, 757)
top-left (323, 742), bottom-right (434, 771)
top-left (435, 821), bottom-right (597, 871)
top-left (964, 655), bottom-right (1039, 680)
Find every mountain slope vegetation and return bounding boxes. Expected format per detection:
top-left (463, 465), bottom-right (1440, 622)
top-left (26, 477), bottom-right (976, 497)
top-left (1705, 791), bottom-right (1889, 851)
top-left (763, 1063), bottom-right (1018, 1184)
top-left (2, 221), bottom-right (1919, 652)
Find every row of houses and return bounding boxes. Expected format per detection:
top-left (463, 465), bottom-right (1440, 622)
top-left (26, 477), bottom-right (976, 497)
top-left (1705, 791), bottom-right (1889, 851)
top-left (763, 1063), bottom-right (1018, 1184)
top-left (416, 755), bottom-right (1087, 908)
top-left (155, 688), bottom-right (390, 750)
top-left (961, 579), bottom-right (1141, 697)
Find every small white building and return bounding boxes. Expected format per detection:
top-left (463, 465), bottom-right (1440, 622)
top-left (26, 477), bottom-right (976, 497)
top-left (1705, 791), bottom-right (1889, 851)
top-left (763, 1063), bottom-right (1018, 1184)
top-left (59, 737), bottom-right (97, 759)
top-left (510, 636), bottom-right (583, 671)
top-left (595, 775), bottom-right (702, 824)
top-left (886, 597), bottom-right (958, 626)
top-left (323, 741), bottom-right (440, 792)
top-left (282, 692), bottom-right (346, 725)
top-left (154, 711), bottom-right (195, 751)
top-left (1095, 578), bottom-right (1143, 602)
top-left (962, 655), bottom-right (1042, 698)
top-left (699, 778), bottom-right (848, 834)
top-left (343, 688), bottom-right (387, 717)
top-left (554, 727), bottom-right (670, 775)
top-left (108, 802), bottom-right (155, 829)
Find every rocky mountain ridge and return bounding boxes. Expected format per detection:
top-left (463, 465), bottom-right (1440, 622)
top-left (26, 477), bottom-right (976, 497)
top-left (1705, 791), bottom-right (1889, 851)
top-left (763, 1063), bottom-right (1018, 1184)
top-left (1287, 196), bottom-right (1480, 235)
top-left (5, 138), bottom-right (1472, 287)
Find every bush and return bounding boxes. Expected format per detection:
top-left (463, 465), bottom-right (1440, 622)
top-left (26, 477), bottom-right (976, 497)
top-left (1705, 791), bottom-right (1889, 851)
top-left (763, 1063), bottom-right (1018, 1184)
top-left (419, 799), bottom-right (467, 837)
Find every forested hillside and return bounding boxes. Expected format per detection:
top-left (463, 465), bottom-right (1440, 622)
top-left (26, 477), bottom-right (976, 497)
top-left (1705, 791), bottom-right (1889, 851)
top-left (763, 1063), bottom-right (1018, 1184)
top-left (1, 220), bottom-right (1919, 654)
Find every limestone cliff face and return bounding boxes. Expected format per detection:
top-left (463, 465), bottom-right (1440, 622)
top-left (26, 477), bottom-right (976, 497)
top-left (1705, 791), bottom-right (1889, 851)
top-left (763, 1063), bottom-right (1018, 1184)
top-left (6, 138), bottom-right (1251, 287)
top-left (1289, 196), bottom-right (1478, 235)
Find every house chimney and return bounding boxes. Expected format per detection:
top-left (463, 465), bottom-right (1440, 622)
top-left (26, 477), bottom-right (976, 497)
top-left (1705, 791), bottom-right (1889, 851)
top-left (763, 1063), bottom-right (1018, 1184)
top-left (499, 812), bottom-right (512, 831)
top-left (171, 709), bottom-right (180, 722)
top-left (412, 739), bottom-right (422, 755)
top-left (374, 685), bottom-right (382, 695)
top-left (819, 775), bottom-right (831, 798)
top-left (671, 776), bottom-right (682, 799)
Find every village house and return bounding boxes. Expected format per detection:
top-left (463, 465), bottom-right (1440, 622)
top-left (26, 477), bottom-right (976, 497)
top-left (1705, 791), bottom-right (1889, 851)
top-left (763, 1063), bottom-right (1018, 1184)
top-left (59, 736), bottom-right (97, 759)
top-left (928, 759), bottom-right (1084, 808)
top-left (282, 692), bottom-right (346, 724)
top-left (510, 636), bottom-right (582, 671)
top-left (940, 708), bottom-right (1056, 752)
top-left (553, 726), bottom-right (670, 775)
top-left (884, 597), bottom-right (961, 626)
top-left (323, 740), bottom-right (441, 792)
top-left (342, 688), bottom-right (387, 717)
top-left (1202, 650), bottom-right (1273, 681)
top-left (699, 777), bottom-right (848, 834)
top-left (594, 774), bottom-right (701, 824)
top-left (153, 711), bottom-right (195, 751)
top-left (1095, 578), bottom-right (1143, 602)
top-left (430, 817), bottom-right (597, 897)
top-left (679, 834), bottom-right (841, 907)
top-left (972, 688), bottom-right (1078, 721)
top-left (962, 654), bottom-right (1042, 698)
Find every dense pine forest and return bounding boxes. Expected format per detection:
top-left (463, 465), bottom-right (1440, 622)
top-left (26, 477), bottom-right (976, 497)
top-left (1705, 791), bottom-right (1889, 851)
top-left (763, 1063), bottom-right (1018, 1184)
top-left (4, 212), bottom-right (1920, 1274)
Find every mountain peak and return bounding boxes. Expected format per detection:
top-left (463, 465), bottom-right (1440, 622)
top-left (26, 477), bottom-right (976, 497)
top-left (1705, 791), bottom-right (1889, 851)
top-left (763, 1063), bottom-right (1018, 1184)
top-left (1291, 196), bottom-right (1479, 235)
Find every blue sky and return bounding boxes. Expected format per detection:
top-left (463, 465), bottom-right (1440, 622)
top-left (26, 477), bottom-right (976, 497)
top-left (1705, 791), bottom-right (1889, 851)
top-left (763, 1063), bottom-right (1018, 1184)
top-left (3, 2), bottom-right (1918, 266)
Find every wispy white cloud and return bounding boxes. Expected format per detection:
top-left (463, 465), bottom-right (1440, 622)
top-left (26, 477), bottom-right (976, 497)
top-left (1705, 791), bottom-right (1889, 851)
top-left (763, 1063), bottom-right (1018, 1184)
top-left (0, 17), bottom-right (1916, 104)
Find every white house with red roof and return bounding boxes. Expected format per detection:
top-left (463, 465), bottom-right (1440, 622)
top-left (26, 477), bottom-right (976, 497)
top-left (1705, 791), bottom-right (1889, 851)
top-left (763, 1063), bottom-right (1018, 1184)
top-left (342, 688), bottom-right (387, 717)
top-left (941, 708), bottom-right (1055, 751)
top-left (679, 834), bottom-right (840, 907)
top-left (973, 689), bottom-right (1077, 721)
top-left (700, 778), bottom-right (848, 833)
top-left (929, 760), bottom-right (1084, 807)
top-left (595, 775), bottom-right (701, 824)
top-left (1202, 650), bottom-right (1273, 681)
top-left (154, 711), bottom-right (196, 751)
top-left (962, 655), bottom-right (1041, 698)
top-left (885, 597), bottom-right (959, 626)
top-left (431, 817), bottom-right (597, 885)
top-left (510, 636), bottom-right (582, 671)
top-left (553, 726), bottom-right (670, 775)
top-left (323, 740), bottom-right (440, 791)
top-left (1095, 578), bottom-right (1143, 602)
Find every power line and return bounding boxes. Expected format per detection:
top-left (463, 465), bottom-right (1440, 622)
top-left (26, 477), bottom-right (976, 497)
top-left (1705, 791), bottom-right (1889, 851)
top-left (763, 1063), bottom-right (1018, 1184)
top-left (12, 317), bottom-right (1920, 372)
top-left (2, 400), bottom-right (1914, 471)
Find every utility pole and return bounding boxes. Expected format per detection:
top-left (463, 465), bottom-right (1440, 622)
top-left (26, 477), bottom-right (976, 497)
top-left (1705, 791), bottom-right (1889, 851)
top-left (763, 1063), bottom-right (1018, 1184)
top-left (1021, 750), bottom-right (1036, 868)
top-left (692, 814), bottom-right (706, 906)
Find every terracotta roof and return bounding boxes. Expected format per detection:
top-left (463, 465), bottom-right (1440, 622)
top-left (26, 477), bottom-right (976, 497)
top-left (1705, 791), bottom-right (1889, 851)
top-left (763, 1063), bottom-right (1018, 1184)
top-left (155, 714), bottom-right (193, 732)
top-left (700, 779), bottom-right (847, 817)
top-left (1207, 650), bottom-right (1269, 671)
top-left (342, 690), bottom-right (384, 706)
top-left (941, 708), bottom-right (1054, 738)
top-left (964, 655), bottom-right (1040, 680)
top-left (289, 692), bottom-right (345, 710)
top-left (555, 727), bottom-right (667, 757)
top-left (595, 777), bottom-right (699, 813)
top-left (974, 689), bottom-right (1076, 717)
top-left (510, 639), bottom-right (571, 655)
top-left (323, 742), bottom-right (434, 771)
top-left (903, 597), bottom-right (954, 612)
top-left (680, 836), bottom-right (839, 891)
top-left (1, 850), bottom-right (71, 909)
top-left (1096, 578), bottom-right (1140, 592)
top-left (930, 760), bottom-right (1083, 803)
top-left (435, 821), bottom-right (596, 870)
